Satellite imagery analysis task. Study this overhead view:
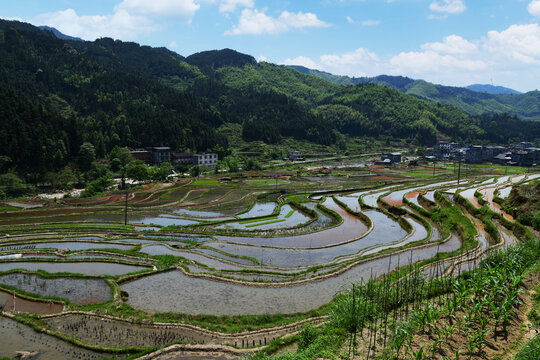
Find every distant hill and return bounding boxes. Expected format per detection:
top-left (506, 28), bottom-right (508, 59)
top-left (0, 18), bottom-right (539, 176)
top-left (286, 65), bottom-right (540, 121)
top-left (287, 65), bottom-right (357, 85)
top-left (39, 26), bottom-right (82, 41)
top-left (186, 49), bottom-right (256, 74)
top-left (466, 84), bottom-right (521, 95)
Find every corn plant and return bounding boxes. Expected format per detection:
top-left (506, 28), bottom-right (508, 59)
top-left (412, 345), bottom-right (426, 360)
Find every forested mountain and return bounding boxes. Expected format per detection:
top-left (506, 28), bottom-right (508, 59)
top-left (0, 20), bottom-right (227, 174)
top-left (39, 26), bottom-right (82, 41)
top-left (1, 18), bottom-right (539, 180)
top-left (466, 84), bottom-right (521, 95)
top-left (288, 65), bottom-right (540, 121)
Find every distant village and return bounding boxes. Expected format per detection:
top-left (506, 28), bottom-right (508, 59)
top-left (130, 147), bottom-right (218, 167)
top-left (129, 142), bottom-right (539, 171)
top-left (426, 141), bottom-right (540, 167)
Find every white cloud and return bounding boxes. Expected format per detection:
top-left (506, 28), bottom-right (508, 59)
top-left (219, 0), bottom-right (254, 13)
top-left (429, 0), bottom-right (466, 14)
top-left (168, 41), bottom-right (178, 48)
top-left (282, 56), bottom-right (318, 69)
top-left (115, 0), bottom-right (200, 21)
top-left (361, 19), bottom-right (380, 26)
top-left (484, 24), bottom-right (540, 64)
top-left (32, 0), bottom-right (202, 42)
top-left (320, 48), bottom-right (378, 73)
top-left (226, 9), bottom-right (287, 35)
top-left (257, 55), bottom-right (268, 62)
top-left (33, 8), bottom-right (155, 41)
top-left (528, 0), bottom-right (540, 17)
top-left (279, 23), bottom-right (540, 90)
top-left (389, 51), bottom-right (486, 74)
top-left (421, 35), bottom-right (477, 55)
top-left (279, 11), bottom-right (329, 29)
top-left (226, 8), bottom-right (329, 35)
top-left (346, 16), bottom-right (355, 24)
top-left (3, 16), bottom-right (23, 21)
top-left (282, 48), bottom-right (378, 77)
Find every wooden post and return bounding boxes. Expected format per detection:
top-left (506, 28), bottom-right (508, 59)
top-left (124, 188), bottom-right (128, 225)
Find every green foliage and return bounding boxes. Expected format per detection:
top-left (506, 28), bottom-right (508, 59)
top-left (514, 335), bottom-right (540, 360)
top-left (81, 175), bottom-right (114, 197)
top-left (298, 323), bottom-right (319, 350)
top-left (0, 21), bottom-right (227, 177)
top-left (153, 162), bottom-right (172, 181)
top-left (1, 18), bottom-right (539, 182)
top-left (0, 172), bottom-right (29, 198)
top-left (78, 142), bottom-right (96, 171)
top-left (301, 70), bottom-right (540, 123)
top-left (126, 162), bottom-right (150, 182)
top-left (532, 210), bottom-right (540, 231)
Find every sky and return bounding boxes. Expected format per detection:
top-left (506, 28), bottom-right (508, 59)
top-left (2, 0), bottom-right (540, 92)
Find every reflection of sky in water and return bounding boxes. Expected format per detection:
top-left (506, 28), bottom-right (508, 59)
top-left (0, 261), bottom-right (147, 275)
top-left (497, 186), bottom-right (512, 199)
top-left (137, 216), bottom-right (200, 226)
top-left (215, 198), bottom-right (367, 248)
top-left (139, 244), bottom-right (247, 270)
top-left (236, 202), bottom-right (277, 219)
top-left (0, 242), bottom-right (133, 251)
top-left (122, 235), bottom-right (460, 315)
top-left (219, 204), bottom-right (309, 230)
top-left (0, 272), bottom-right (111, 305)
top-left (210, 208), bottom-right (406, 267)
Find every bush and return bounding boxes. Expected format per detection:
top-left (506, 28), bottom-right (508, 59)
top-left (81, 175), bottom-right (113, 197)
top-left (0, 172), bottom-right (29, 198)
top-left (532, 211), bottom-right (540, 231)
top-left (298, 323), bottom-right (319, 350)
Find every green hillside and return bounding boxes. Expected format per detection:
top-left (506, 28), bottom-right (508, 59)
top-left (287, 66), bottom-right (540, 121)
top-left (0, 18), bottom-right (539, 180)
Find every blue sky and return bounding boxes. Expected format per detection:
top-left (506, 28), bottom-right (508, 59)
top-left (2, 0), bottom-right (540, 92)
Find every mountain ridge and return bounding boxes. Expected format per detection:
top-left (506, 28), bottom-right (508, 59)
top-left (39, 25), bottom-right (83, 41)
top-left (286, 65), bottom-right (539, 121)
top-left (0, 18), bottom-right (539, 177)
top-left (466, 84), bottom-right (521, 95)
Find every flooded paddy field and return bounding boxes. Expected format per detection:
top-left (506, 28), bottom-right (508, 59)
top-left (0, 289), bottom-right (63, 313)
top-left (0, 241), bottom-right (134, 252)
top-left (0, 261), bottom-right (148, 276)
top-left (214, 198), bottom-right (367, 249)
top-left (0, 272), bottom-right (112, 304)
top-left (121, 234), bottom-right (461, 315)
top-left (0, 171), bottom-right (535, 356)
top-left (0, 316), bottom-right (110, 360)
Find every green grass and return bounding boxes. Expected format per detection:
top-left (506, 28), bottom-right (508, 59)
top-left (192, 180), bottom-right (220, 185)
top-left (245, 219), bottom-right (287, 228)
top-left (285, 210), bottom-right (295, 218)
top-left (515, 333), bottom-right (540, 360)
top-left (0, 206), bottom-right (21, 212)
top-left (407, 172), bottom-right (437, 179)
top-left (246, 179), bottom-right (288, 186)
top-left (34, 224), bottom-right (134, 230)
top-left (239, 216), bottom-right (279, 224)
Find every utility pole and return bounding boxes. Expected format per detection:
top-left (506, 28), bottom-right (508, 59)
top-left (457, 159), bottom-right (461, 185)
top-left (124, 188), bottom-right (129, 225)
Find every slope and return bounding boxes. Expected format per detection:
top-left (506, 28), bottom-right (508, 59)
top-left (286, 65), bottom-right (540, 121)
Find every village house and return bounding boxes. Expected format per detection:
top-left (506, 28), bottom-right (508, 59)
top-left (131, 148), bottom-right (218, 167)
top-left (287, 150), bottom-right (304, 161)
top-left (193, 153), bottom-right (218, 167)
top-left (376, 152), bottom-right (402, 165)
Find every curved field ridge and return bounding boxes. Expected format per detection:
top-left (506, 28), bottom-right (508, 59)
top-left (0, 172), bottom-right (537, 357)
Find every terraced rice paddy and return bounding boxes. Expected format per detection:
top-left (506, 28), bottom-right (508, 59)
top-left (0, 172), bottom-right (537, 358)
